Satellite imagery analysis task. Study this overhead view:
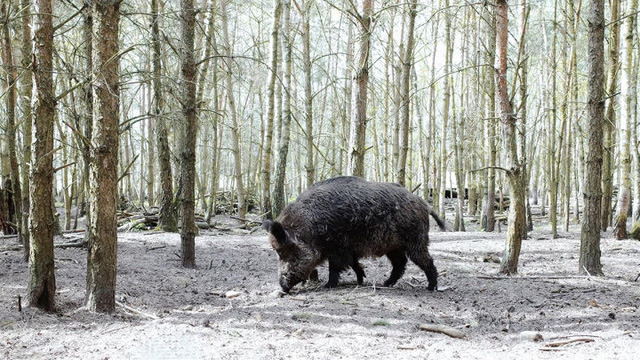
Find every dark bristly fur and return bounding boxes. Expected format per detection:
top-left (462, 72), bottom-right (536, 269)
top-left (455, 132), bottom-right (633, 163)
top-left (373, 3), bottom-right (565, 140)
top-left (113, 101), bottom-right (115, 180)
top-left (264, 176), bottom-right (445, 293)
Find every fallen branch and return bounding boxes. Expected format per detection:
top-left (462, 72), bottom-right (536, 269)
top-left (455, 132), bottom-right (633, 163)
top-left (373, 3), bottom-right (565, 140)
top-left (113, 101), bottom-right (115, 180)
top-left (542, 338), bottom-right (595, 348)
top-left (419, 324), bottom-right (466, 339)
top-left (115, 301), bottom-right (158, 320)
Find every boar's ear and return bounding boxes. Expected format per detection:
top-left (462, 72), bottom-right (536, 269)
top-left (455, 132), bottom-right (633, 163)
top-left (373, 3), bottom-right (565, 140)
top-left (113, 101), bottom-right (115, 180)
top-left (267, 221), bottom-right (291, 246)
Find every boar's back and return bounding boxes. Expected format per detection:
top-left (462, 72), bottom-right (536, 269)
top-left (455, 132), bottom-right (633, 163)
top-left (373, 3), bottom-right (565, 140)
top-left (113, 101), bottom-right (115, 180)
top-left (278, 176), bottom-right (434, 257)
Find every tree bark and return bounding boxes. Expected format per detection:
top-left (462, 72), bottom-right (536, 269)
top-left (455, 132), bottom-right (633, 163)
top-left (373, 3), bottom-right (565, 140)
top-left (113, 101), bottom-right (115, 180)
top-left (86, 0), bottom-right (121, 313)
top-left (178, 0), bottom-right (197, 268)
top-left (601, 0), bottom-right (620, 231)
top-left (220, 0), bottom-right (247, 218)
top-left (0, 1), bottom-right (23, 253)
top-left (613, 0), bottom-right (636, 240)
top-left (272, 0), bottom-right (293, 217)
top-left (262, 0), bottom-right (282, 219)
top-left (348, 0), bottom-right (373, 177)
top-left (28, 0), bottom-right (57, 311)
top-left (396, 0), bottom-right (417, 186)
top-left (580, 0), bottom-right (604, 276)
top-left (153, 0), bottom-right (179, 232)
top-left (19, 0), bottom-right (33, 261)
top-left (495, 0), bottom-right (526, 275)
top-left (303, 0), bottom-right (314, 188)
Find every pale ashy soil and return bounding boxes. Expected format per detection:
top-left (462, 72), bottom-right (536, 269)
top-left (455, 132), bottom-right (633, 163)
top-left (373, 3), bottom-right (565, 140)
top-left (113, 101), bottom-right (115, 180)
top-left (1, 218), bottom-right (639, 359)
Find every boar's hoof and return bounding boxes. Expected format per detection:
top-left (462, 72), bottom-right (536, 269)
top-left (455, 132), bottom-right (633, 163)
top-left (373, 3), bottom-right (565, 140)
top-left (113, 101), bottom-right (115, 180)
top-left (323, 281), bottom-right (338, 289)
top-left (427, 282), bottom-right (437, 291)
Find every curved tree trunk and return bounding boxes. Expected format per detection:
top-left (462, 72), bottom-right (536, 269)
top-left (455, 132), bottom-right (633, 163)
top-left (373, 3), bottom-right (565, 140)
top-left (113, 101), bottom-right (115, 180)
top-left (495, 0), bottom-right (526, 275)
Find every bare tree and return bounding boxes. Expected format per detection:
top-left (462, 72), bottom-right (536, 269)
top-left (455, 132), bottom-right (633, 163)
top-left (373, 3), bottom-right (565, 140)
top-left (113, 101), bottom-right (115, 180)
top-left (178, 0), bottom-right (197, 268)
top-left (580, 0), bottom-right (604, 276)
top-left (86, 0), bottom-right (121, 313)
top-left (348, 0), bottom-right (373, 177)
top-left (613, 0), bottom-right (636, 239)
top-left (153, 0), bottom-right (179, 232)
top-left (495, 0), bottom-right (526, 275)
top-left (27, 0), bottom-right (57, 311)
top-left (262, 0), bottom-right (282, 219)
top-left (396, 0), bottom-right (417, 186)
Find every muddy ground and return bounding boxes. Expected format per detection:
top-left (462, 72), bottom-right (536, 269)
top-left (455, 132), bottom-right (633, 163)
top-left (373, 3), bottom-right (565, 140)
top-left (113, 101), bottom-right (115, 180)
top-left (1, 216), bottom-right (639, 359)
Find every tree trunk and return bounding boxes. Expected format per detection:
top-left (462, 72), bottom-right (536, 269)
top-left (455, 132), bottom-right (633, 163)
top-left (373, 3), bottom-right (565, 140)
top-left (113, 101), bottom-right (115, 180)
top-left (303, 0), bottom-right (314, 188)
top-left (601, 0), bottom-right (620, 231)
top-left (0, 1), bottom-right (23, 251)
top-left (396, 0), bottom-right (417, 186)
top-left (272, 0), bottom-right (293, 217)
top-left (19, 0), bottom-right (33, 262)
top-left (495, 0), bottom-right (526, 275)
top-left (179, 0), bottom-right (197, 268)
top-left (82, 6), bottom-right (93, 240)
top-left (262, 0), bottom-right (282, 219)
top-left (28, 0), bottom-right (57, 311)
top-left (153, 0), bottom-right (179, 232)
top-left (613, 0), bottom-right (636, 240)
top-left (348, 0), bottom-right (373, 177)
top-left (86, 0), bottom-right (121, 313)
top-left (482, 4), bottom-right (496, 232)
top-left (580, 0), bottom-right (604, 276)
top-left (220, 0), bottom-right (247, 218)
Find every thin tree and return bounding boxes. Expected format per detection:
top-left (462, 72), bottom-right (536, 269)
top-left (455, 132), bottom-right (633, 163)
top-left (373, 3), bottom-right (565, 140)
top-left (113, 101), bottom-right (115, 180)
top-left (396, 0), bottom-right (417, 186)
top-left (178, 0), bottom-right (197, 268)
top-left (19, 0), bottom-right (33, 261)
top-left (272, 0), bottom-right (293, 217)
top-left (86, 0), bottom-right (121, 313)
top-left (347, 0), bottom-right (373, 177)
top-left (220, 0), bottom-right (247, 218)
top-left (613, 0), bottom-right (636, 239)
top-left (27, 0), bottom-right (56, 311)
top-left (262, 0), bottom-right (282, 219)
top-left (303, 0), bottom-right (315, 188)
top-left (579, 0), bottom-right (604, 276)
top-left (0, 1), bottom-right (23, 251)
top-left (153, 0), bottom-right (179, 232)
top-left (601, 0), bottom-right (620, 231)
top-left (495, 0), bottom-right (526, 275)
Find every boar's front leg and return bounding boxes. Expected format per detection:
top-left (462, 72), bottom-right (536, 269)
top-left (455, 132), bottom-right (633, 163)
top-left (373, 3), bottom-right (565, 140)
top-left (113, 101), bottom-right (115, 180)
top-left (383, 248), bottom-right (408, 287)
top-left (324, 252), bottom-right (352, 288)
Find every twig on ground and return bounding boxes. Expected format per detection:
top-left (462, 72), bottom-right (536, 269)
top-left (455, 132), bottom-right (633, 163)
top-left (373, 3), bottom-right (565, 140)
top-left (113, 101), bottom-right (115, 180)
top-left (419, 324), bottom-right (466, 339)
top-left (542, 338), bottom-right (595, 348)
top-left (146, 245), bottom-right (166, 251)
top-left (115, 301), bottom-right (158, 320)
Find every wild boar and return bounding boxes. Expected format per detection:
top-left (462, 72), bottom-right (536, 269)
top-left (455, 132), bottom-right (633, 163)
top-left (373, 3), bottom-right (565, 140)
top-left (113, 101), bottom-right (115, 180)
top-left (263, 176), bottom-right (445, 293)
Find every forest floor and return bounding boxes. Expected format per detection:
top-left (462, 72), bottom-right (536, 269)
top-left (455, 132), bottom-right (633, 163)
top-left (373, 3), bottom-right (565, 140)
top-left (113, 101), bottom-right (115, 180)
top-left (1, 214), bottom-right (640, 359)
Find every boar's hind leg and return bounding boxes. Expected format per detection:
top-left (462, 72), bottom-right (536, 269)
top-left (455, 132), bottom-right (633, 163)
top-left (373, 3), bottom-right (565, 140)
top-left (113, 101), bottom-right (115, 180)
top-left (383, 249), bottom-right (408, 287)
top-left (407, 245), bottom-right (438, 291)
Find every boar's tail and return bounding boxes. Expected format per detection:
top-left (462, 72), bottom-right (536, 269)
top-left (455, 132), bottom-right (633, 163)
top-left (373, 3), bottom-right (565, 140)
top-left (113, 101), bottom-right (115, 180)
top-left (429, 209), bottom-right (446, 231)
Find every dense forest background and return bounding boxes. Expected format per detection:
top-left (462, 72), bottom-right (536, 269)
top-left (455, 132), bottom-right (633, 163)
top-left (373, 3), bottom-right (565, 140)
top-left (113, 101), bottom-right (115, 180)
top-left (1, 0), bottom-right (639, 313)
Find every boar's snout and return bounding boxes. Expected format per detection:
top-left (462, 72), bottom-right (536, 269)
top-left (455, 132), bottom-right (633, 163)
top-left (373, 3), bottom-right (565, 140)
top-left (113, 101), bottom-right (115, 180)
top-left (279, 274), bottom-right (303, 293)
